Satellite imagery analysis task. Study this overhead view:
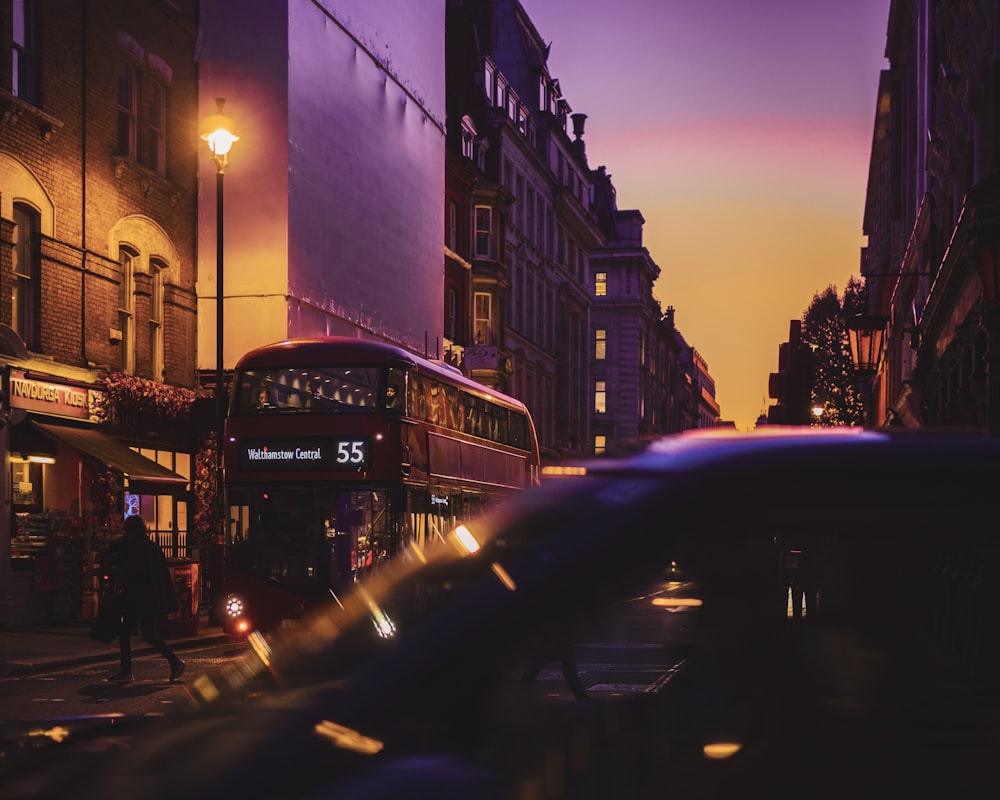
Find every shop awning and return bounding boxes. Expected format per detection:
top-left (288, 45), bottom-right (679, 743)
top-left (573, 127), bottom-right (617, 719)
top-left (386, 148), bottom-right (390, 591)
top-left (32, 422), bottom-right (189, 495)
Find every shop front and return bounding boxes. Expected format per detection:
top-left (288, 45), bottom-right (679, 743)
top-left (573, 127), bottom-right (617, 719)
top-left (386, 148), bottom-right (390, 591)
top-left (2, 365), bottom-right (191, 627)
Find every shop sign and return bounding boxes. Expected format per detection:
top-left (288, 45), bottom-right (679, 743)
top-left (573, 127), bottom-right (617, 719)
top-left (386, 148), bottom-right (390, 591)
top-left (462, 345), bottom-right (498, 370)
top-left (7, 369), bottom-right (100, 421)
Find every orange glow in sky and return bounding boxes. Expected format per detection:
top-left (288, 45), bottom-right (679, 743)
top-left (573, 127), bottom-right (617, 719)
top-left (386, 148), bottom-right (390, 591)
top-left (526, 0), bottom-right (892, 430)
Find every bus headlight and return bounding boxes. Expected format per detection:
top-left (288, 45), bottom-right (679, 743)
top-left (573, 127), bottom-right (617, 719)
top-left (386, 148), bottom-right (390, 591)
top-left (224, 594), bottom-right (246, 618)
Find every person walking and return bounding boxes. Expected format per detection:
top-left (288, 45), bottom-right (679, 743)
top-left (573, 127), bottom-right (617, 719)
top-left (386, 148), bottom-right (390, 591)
top-left (99, 515), bottom-right (185, 684)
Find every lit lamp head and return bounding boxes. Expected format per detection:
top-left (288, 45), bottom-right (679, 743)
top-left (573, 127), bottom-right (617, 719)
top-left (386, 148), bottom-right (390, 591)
top-left (200, 98), bottom-right (239, 169)
top-left (844, 313), bottom-right (889, 376)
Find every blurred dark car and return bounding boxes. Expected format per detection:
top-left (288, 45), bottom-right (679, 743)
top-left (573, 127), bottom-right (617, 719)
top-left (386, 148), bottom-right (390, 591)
top-left (4, 427), bottom-right (1000, 799)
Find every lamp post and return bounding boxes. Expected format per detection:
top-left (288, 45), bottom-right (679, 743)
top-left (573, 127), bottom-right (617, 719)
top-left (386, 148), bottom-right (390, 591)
top-left (844, 313), bottom-right (888, 427)
top-left (200, 99), bottom-right (238, 619)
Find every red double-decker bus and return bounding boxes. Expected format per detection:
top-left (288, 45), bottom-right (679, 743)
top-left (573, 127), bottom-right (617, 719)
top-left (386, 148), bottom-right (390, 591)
top-left (220, 336), bottom-right (540, 635)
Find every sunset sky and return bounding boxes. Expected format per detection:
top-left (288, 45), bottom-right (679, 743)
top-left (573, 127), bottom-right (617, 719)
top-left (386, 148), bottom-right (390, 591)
top-left (526, 0), bottom-right (892, 430)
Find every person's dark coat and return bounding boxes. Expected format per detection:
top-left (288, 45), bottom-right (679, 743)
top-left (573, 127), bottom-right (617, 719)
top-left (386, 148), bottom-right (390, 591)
top-left (102, 521), bottom-right (177, 619)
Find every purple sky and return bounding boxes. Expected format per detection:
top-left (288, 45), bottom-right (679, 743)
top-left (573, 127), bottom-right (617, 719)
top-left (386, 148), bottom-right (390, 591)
top-left (526, 0), bottom-right (892, 429)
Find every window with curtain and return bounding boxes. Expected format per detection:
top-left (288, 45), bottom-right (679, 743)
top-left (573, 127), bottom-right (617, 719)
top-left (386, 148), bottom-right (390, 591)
top-left (149, 258), bottom-right (166, 379)
top-left (144, 77), bottom-right (166, 174)
top-left (119, 247), bottom-right (137, 373)
top-left (117, 57), bottom-right (138, 158)
top-left (594, 380), bottom-right (607, 414)
top-left (12, 202), bottom-right (40, 350)
top-left (474, 292), bottom-right (492, 345)
top-left (474, 206), bottom-right (493, 258)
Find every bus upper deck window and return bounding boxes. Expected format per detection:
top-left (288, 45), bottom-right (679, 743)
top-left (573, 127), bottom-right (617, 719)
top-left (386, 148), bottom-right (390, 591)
top-left (385, 368), bottom-right (405, 413)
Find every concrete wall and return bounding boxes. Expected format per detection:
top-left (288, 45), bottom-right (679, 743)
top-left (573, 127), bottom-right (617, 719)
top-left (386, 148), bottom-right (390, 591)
top-left (197, 0), bottom-right (445, 365)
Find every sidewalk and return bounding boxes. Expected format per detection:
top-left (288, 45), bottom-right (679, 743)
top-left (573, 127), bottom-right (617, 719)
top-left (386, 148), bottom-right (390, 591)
top-left (0, 615), bottom-right (231, 679)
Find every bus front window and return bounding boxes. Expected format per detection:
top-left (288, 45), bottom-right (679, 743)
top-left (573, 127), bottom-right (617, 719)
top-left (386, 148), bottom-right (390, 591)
top-left (233, 368), bottom-right (383, 414)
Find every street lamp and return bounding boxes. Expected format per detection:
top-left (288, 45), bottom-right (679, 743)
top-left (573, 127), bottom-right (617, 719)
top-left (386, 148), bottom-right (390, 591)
top-left (844, 313), bottom-right (888, 426)
top-left (200, 99), bottom-right (238, 620)
top-left (199, 98), bottom-right (238, 487)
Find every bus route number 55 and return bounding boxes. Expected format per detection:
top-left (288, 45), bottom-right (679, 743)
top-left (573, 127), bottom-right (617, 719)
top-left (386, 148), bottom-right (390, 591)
top-left (336, 439), bottom-right (367, 466)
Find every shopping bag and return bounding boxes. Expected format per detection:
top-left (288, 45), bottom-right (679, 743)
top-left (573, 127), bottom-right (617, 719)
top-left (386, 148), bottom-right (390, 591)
top-left (89, 594), bottom-right (124, 643)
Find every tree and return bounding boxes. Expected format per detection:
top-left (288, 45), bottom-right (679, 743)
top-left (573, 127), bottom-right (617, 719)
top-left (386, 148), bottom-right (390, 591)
top-left (801, 281), bottom-right (866, 426)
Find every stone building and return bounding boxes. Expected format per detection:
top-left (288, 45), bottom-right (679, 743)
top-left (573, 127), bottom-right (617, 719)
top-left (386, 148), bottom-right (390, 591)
top-left (863, 1), bottom-right (1000, 431)
top-left (445, 0), bottom-right (714, 460)
top-left (589, 166), bottom-right (687, 451)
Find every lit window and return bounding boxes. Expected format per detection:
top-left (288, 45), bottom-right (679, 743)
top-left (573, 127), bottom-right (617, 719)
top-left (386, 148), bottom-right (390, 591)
top-left (595, 271), bottom-right (607, 297)
top-left (594, 435), bottom-right (606, 455)
top-left (12, 203), bottom-right (39, 349)
top-left (595, 328), bottom-right (606, 360)
top-left (119, 247), bottom-right (136, 373)
top-left (595, 380), bottom-right (606, 414)
top-left (474, 293), bottom-right (492, 344)
top-left (117, 57), bottom-right (138, 158)
top-left (475, 206), bottom-right (492, 258)
top-left (149, 258), bottom-right (166, 379)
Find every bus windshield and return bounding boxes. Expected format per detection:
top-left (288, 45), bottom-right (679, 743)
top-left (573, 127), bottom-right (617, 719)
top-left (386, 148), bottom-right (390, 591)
top-left (234, 367), bottom-right (385, 414)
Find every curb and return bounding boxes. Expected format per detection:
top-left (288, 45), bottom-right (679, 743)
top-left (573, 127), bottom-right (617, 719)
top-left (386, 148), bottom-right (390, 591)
top-left (2, 632), bottom-right (233, 680)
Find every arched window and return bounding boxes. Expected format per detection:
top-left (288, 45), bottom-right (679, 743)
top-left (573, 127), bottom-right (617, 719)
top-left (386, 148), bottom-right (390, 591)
top-left (149, 257), bottom-right (166, 379)
top-left (118, 246), bottom-right (137, 373)
top-left (12, 202), bottom-right (40, 350)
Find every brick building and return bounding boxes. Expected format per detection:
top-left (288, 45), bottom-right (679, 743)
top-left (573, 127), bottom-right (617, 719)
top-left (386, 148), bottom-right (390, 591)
top-left (1, 0), bottom-right (199, 626)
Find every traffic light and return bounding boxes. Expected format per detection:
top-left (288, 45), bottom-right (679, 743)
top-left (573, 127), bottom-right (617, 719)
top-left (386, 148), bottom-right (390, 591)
top-left (767, 321), bottom-right (813, 425)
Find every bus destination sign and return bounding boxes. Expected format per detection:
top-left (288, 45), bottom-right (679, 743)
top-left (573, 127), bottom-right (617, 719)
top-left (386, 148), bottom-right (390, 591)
top-left (238, 437), bottom-right (371, 472)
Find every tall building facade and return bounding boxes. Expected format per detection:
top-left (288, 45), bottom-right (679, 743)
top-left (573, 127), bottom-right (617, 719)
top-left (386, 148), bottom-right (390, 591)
top-left (863, 1), bottom-right (1000, 432)
top-left (196, 0), bottom-right (446, 366)
top-left (445, 0), bottom-right (715, 460)
top-left (589, 166), bottom-right (687, 451)
top-left (1, 0), bottom-right (199, 625)
top-left (445, 0), bottom-right (599, 460)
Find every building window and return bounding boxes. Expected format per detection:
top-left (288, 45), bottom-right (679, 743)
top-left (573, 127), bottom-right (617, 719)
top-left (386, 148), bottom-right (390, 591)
top-left (484, 61), bottom-right (495, 105)
top-left (594, 271), bottom-right (607, 297)
top-left (144, 77), bottom-right (166, 174)
top-left (117, 57), bottom-right (138, 158)
top-left (527, 186), bottom-right (536, 242)
top-left (11, 0), bottom-right (39, 103)
top-left (594, 381), bottom-right (607, 414)
top-left (595, 328), bottom-right (606, 360)
top-left (447, 288), bottom-right (457, 340)
top-left (461, 115), bottom-right (476, 160)
top-left (474, 292), bottom-right (492, 344)
top-left (474, 206), bottom-right (492, 258)
top-left (12, 203), bottom-right (39, 349)
top-left (594, 435), bottom-right (606, 455)
top-left (527, 272), bottom-right (536, 341)
top-left (119, 247), bottom-right (137, 373)
top-left (496, 76), bottom-right (508, 110)
top-left (536, 202), bottom-right (545, 255)
top-left (149, 258), bottom-right (166, 379)
top-left (448, 201), bottom-right (458, 252)
top-left (515, 173), bottom-right (525, 231)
